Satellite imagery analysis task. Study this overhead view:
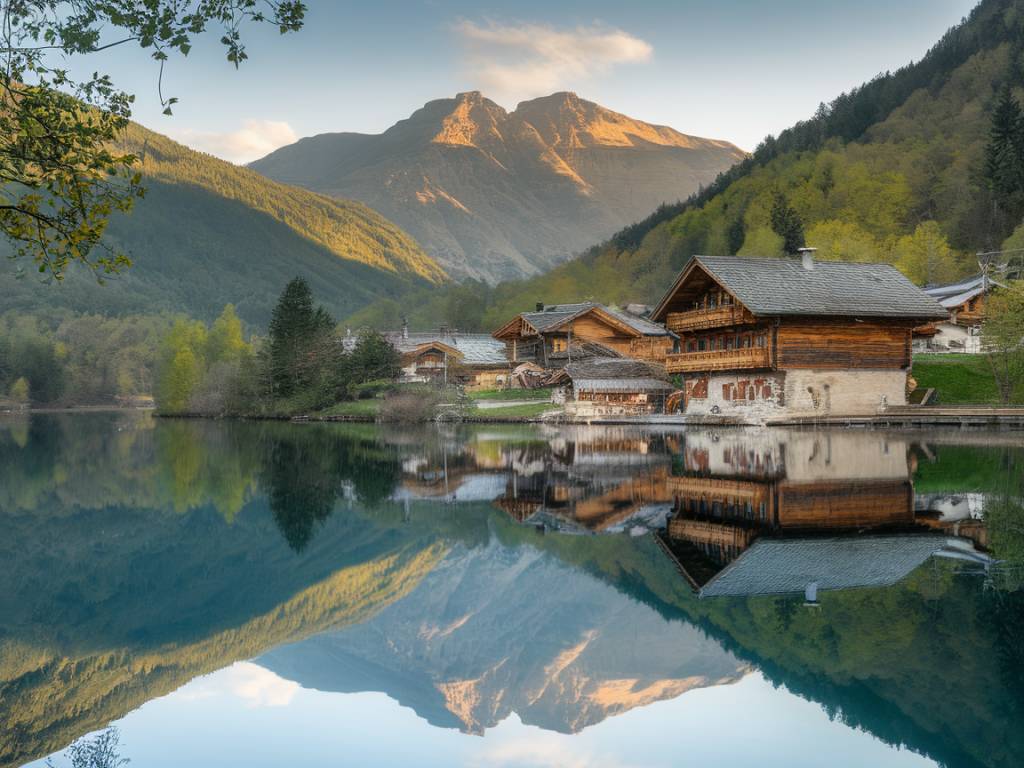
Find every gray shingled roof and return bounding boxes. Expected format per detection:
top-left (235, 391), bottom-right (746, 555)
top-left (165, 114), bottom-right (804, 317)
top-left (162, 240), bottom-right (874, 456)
top-left (699, 534), bottom-right (975, 598)
top-left (343, 331), bottom-right (509, 365)
top-left (522, 302), bottom-right (673, 336)
top-left (925, 274), bottom-right (1005, 309)
top-left (668, 256), bottom-right (949, 319)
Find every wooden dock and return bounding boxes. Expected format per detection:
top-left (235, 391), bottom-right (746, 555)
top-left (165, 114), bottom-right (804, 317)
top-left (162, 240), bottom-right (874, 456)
top-left (766, 406), bottom-right (1024, 429)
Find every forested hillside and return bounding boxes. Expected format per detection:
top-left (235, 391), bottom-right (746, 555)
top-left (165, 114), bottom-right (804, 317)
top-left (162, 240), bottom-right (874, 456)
top-left (0, 124), bottom-right (445, 326)
top-left (356, 0), bottom-right (1024, 333)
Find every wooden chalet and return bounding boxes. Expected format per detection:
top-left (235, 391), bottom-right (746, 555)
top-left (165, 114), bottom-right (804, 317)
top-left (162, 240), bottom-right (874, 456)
top-left (548, 358), bottom-right (674, 417)
top-left (348, 329), bottom-right (511, 391)
top-left (492, 302), bottom-right (676, 367)
top-left (914, 274), bottom-right (1005, 354)
top-left (650, 253), bottom-right (948, 421)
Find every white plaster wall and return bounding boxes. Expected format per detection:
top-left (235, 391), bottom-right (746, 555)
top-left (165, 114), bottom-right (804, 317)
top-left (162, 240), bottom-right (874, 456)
top-left (684, 370), bottom-right (907, 422)
top-left (783, 369), bottom-right (907, 417)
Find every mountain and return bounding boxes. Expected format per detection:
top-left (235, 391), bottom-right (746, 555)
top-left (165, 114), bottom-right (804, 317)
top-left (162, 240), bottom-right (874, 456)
top-left (0, 123), bottom-right (445, 326)
top-left (250, 91), bottom-right (745, 283)
top-left (434, 0), bottom-right (1024, 329)
top-left (259, 539), bottom-right (746, 735)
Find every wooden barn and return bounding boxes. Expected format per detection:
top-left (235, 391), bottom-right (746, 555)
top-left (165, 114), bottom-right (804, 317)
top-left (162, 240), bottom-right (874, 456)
top-left (650, 253), bottom-right (948, 421)
top-left (492, 302), bottom-right (676, 367)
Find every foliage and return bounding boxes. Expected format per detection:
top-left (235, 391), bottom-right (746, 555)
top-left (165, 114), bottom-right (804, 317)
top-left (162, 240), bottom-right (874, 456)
top-left (0, 1), bottom-right (305, 279)
top-left (893, 221), bottom-right (960, 285)
top-left (0, 310), bottom-right (173, 405)
top-left (347, 330), bottom-right (402, 385)
top-left (9, 377), bottom-right (30, 404)
top-left (46, 727), bottom-right (128, 768)
top-left (267, 277), bottom-right (336, 398)
top-left (378, 389), bottom-right (444, 423)
top-left (769, 191), bottom-right (805, 255)
top-left (985, 280), bottom-right (1024, 403)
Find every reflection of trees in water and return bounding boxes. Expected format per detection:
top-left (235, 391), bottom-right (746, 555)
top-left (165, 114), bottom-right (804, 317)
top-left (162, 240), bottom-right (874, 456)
top-left (256, 425), bottom-right (403, 552)
top-left (45, 727), bottom-right (127, 768)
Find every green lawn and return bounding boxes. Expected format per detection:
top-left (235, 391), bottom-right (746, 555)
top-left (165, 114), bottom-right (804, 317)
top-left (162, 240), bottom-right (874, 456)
top-left (469, 402), bottom-right (559, 419)
top-left (317, 399), bottom-right (383, 417)
top-left (467, 387), bottom-right (554, 401)
top-left (912, 354), bottom-right (1020, 405)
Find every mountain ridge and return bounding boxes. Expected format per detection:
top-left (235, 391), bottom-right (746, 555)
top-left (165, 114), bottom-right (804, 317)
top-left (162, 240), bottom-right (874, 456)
top-left (0, 122), bottom-right (445, 326)
top-left (251, 91), bottom-right (745, 282)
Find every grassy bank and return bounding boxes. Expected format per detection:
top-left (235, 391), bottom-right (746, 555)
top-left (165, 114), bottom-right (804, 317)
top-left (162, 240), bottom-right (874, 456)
top-left (466, 387), bottom-right (555, 401)
top-left (913, 354), bottom-right (1021, 405)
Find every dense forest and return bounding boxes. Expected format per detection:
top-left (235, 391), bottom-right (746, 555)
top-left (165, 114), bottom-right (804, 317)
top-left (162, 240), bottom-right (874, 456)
top-left (348, 0), bottom-right (1024, 333)
top-left (0, 123), bottom-right (445, 327)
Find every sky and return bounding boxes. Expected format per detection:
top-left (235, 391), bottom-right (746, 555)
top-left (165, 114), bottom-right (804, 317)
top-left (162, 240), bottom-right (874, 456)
top-left (32, 664), bottom-right (937, 767)
top-left (68, 0), bottom-right (980, 163)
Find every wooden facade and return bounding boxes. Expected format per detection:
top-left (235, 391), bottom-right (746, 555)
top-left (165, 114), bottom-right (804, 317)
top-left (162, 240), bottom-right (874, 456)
top-left (492, 303), bottom-right (675, 367)
top-left (650, 256), bottom-right (947, 418)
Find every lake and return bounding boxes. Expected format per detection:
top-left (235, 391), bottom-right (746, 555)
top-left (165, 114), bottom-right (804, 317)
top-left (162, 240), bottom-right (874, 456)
top-left (1, 413), bottom-right (1022, 768)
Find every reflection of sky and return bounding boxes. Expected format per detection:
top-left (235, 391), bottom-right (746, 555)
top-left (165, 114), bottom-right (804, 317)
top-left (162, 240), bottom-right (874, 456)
top-left (34, 663), bottom-right (935, 768)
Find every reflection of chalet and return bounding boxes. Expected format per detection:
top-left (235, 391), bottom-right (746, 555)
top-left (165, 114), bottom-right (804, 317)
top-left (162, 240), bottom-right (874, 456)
top-left (492, 302), bottom-right (676, 367)
top-left (914, 275), bottom-right (1005, 354)
top-left (658, 472), bottom-right (991, 596)
top-left (650, 254), bottom-right (947, 421)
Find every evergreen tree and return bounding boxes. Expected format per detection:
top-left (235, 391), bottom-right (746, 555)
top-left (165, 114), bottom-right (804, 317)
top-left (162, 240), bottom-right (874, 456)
top-left (984, 86), bottom-right (1024, 200)
top-left (267, 278), bottom-right (336, 397)
top-left (348, 330), bottom-right (401, 384)
top-left (770, 192), bottom-right (806, 255)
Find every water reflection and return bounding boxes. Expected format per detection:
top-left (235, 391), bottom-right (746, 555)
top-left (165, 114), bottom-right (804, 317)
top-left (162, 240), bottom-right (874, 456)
top-left (1, 414), bottom-right (1023, 768)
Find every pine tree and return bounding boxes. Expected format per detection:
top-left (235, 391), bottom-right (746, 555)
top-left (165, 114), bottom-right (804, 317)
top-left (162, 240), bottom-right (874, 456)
top-left (985, 86), bottom-right (1024, 199)
top-left (267, 277), bottom-right (336, 397)
top-left (770, 191), bottom-right (806, 255)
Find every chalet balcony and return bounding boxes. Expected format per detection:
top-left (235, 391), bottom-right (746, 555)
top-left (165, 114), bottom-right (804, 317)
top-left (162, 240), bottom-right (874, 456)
top-left (665, 346), bottom-right (771, 374)
top-left (666, 305), bottom-right (756, 333)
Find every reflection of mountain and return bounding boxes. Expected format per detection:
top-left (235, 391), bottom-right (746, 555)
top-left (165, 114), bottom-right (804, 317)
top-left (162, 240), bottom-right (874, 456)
top-left (0, 535), bottom-right (444, 768)
top-left (259, 539), bottom-right (746, 734)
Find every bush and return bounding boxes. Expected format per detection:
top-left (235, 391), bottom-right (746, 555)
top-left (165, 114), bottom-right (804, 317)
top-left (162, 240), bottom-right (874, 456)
top-left (378, 389), bottom-right (442, 422)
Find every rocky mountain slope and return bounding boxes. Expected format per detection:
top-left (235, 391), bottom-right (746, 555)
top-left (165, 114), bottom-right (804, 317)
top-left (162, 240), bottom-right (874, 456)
top-left (251, 91), bottom-right (744, 282)
top-left (0, 123), bottom-right (445, 326)
top-left (463, 0), bottom-right (1024, 325)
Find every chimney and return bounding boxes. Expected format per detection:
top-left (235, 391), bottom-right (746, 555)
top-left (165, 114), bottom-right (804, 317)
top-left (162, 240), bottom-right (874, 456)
top-left (536, 302), bottom-right (544, 312)
top-left (797, 247), bottom-right (817, 271)
top-left (401, 316), bottom-right (409, 340)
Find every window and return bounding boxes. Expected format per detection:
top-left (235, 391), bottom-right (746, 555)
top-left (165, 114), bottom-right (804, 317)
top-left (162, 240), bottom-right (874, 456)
top-left (756, 334), bottom-right (767, 348)
top-left (552, 337), bottom-right (567, 352)
top-left (698, 339), bottom-right (707, 352)
top-left (687, 341), bottom-right (697, 353)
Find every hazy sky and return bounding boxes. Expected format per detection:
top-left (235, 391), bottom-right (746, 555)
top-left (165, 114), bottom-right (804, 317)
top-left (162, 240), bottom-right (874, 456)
top-left (75, 0), bottom-right (979, 162)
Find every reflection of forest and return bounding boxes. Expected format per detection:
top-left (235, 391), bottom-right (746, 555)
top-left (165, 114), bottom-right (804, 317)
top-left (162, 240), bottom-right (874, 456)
top-left (1, 416), bottom-right (1023, 768)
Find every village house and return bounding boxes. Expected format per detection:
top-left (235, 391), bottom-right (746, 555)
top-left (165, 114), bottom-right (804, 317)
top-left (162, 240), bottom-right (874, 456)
top-left (491, 302), bottom-right (677, 367)
top-left (348, 327), bottom-right (511, 391)
top-left (650, 252), bottom-right (948, 421)
top-left (547, 358), bottom-right (674, 418)
top-left (913, 274), bottom-right (1004, 354)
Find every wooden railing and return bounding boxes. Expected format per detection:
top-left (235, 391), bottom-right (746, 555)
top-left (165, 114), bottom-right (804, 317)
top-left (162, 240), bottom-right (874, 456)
top-left (666, 305), bottom-right (756, 333)
top-left (665, 346), bottom-right (771, 374)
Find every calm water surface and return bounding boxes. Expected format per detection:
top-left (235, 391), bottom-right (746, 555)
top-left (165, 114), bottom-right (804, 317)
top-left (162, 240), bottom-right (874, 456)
top-left (1, 414), bottom-right (1022, 768)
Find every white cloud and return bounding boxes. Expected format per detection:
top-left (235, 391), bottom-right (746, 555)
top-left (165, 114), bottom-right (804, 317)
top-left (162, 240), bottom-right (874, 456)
top-left (169, 119), bottom-right (298, 164)
top-left (454, 20), bottom-right (652, 102)
top-left (225, 662), bottom-right (301, 708)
